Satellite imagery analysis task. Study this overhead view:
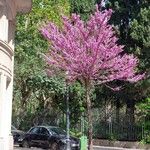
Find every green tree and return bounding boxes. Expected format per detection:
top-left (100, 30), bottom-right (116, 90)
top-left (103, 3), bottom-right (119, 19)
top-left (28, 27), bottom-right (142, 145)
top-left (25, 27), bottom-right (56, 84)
top-left (69, 0), bottom-right (95, 20)
top-left (137, 98), bottom-right (150, 143)
top-left (14, 0), bottom-right (86, 131)
top-left (105, 0), bottom-right (150, 127)
top-left (13, 0), bottom-right (70, 129)
top-left (130, 6), bottom-right (150, 71)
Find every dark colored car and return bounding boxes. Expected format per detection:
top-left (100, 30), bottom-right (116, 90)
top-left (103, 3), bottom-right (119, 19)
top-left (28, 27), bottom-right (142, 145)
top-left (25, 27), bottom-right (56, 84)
top-left (11, 125), bottom-right (24, 144)
top-left (18, 126), bottom-right (79, 150)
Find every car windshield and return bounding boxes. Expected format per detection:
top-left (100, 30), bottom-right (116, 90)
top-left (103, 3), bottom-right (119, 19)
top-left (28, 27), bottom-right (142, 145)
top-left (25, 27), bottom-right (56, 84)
top-left (11, 125), bottom-right (17, 130)
top-left (48, 127), bottom-right (66, 135)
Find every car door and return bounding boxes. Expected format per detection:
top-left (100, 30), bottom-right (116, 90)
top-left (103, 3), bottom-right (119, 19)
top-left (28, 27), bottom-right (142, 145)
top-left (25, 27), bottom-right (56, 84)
top-left (28, 127), bottom-right (41, 147)
top-left (38, 127), bottom-right (50, 148)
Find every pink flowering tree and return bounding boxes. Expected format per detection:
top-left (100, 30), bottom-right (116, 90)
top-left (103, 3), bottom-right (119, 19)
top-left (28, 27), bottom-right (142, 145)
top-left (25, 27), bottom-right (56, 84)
top-left (41, 6), bottom-right (144, 150)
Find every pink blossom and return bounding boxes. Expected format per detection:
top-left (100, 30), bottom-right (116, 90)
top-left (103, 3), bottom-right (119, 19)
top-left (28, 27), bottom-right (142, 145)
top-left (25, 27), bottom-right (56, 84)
top-left (41, 6), bottom-right (144, 86)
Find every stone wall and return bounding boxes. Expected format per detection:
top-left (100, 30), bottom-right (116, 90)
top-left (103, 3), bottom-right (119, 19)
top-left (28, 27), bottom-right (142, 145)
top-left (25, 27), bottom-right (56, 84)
top-left (93, 139), bottom-right (150, 149)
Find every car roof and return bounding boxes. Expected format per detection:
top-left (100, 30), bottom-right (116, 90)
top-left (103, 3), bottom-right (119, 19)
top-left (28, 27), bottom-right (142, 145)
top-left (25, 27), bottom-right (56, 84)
top-left (32, 126), bottom-right (60, 129)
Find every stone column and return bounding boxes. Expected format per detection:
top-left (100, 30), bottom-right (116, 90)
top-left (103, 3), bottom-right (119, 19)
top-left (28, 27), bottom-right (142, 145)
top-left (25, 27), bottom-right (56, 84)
top-left (0, 39), bottom-right (14, 150)
top-left (5, 77), bottom-right (14, 150)
top-left (0, 73), bottom-right (10, 150)
top-left (0, 0), bottom-right (32, 149)
top-left (0, 73), bottom-right (13, 150)
top-left (0, 15), bottom-right (9, 42)
top-left (7, 20), bottom-right (15, 150)
top-left (0, 0), bottom-right (9, 42)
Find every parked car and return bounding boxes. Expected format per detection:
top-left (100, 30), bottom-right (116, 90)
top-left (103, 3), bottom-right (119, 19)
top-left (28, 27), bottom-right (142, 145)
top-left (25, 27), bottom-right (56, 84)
top-left (11, 125), bottom-right (24, 144)
top-left (18, 126), bottom-right (79, 150)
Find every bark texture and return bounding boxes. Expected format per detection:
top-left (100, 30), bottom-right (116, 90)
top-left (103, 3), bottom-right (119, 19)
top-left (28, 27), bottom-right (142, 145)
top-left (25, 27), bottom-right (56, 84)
top-left (85, 81), bottom-right (93, 150)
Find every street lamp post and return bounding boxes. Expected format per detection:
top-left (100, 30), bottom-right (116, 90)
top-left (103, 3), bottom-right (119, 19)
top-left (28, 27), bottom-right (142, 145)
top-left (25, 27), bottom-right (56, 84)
top-left (66, 81), bottom-right (71, 150)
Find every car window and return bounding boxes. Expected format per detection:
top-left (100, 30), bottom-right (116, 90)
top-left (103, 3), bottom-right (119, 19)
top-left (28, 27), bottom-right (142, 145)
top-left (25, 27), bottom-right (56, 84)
top-left (11, 125), bottom-right (17, 130)
top-left (29, 127), bottom-right (40, 134)
top-left (48, 127), bottom-right (66, 135)
top-left (40, 127), bottom-right (49, 135)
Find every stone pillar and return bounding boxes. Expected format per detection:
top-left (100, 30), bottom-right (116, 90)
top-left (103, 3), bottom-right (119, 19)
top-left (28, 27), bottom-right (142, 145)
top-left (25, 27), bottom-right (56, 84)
top-left (0, 74), bottom-right (13, 150)
top-left (7, 20), bottom-right (15, 150)
top-left (0, 15), bottom-right (9, 42)
top-left (5, 77), bottom-right (14, 150)
top-left (0, 19), bottom-right (14, 148)
top-left (0, 0), bottom-right (32, 149)
top-left (0, 40), bottom-right (14, 150)
top-left (0, 73), bottom-right (9, 150)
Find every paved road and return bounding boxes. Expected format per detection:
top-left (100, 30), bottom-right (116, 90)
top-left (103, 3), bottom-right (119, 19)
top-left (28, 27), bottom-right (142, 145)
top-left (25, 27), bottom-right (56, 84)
top-left (14, 147), bottom-right (42, 150)
top-left (14, 146), bottom-right (144, 150)
top-left (14, 146), bottom-right (43, 150)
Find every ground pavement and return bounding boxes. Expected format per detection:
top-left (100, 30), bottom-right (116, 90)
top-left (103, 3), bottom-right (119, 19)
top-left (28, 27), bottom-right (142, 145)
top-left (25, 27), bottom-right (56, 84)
top-left (14, 146), bottom-right (144, 150)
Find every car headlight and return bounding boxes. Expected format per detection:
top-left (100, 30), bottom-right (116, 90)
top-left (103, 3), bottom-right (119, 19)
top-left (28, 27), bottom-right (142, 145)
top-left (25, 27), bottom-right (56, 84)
top-left (18, 137), bottom-right (23, 141)
top-left (18, 135), bottom-right (25, 141)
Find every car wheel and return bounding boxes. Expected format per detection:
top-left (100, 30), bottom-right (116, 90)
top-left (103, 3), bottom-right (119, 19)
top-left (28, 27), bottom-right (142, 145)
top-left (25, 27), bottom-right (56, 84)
top-left (22, 140), bottom-right (30, 148)
top-left (51, 142), bottom-right (58, 150)
top-left (59, 144), bottom-right (67, 150)
top-left (19, 144), bottom-right (23, 147)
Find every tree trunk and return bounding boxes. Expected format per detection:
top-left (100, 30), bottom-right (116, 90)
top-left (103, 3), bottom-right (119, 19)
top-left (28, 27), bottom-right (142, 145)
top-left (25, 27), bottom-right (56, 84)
top-left (126, 99), bottom-right (135, 125)
top-left (126, 99), bottom-right (135, 140)
top-left (116, 99), bottom-right (120, 124)
top-left (85, 82), bottom-right (93, 150)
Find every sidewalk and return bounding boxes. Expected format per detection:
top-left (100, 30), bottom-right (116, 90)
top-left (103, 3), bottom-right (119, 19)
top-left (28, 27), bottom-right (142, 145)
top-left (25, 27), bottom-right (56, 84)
top-left (93, 146), bottom-right (145, 150)
top-left (14, 145), bottom-right (145, 150)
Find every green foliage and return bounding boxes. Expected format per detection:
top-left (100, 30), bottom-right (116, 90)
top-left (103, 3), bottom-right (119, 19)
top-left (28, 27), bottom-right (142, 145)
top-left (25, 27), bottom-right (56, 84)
top-left (32, 0), bottom-right (70, 25)
top-left (15, 0), bottom-right (70, 77)
top-left (53, 81), bottom-right (85, 129)
top-left (130, 5), bottom-right (150, 143)
top-left (13, 0), bottom-right (150, 141)
top-left (13, 0), bottom-right (70, 129)
top-left (138, 98), bottom-right (150, 115)
top-left (13, 0), bottom-right (86, 129)
top-left (130, 6), bottom-right (150, 70)
top-left (106, 0), bottom-right (150, 72)
top-left (137, 98), bottom-right (150, 143)
top-left (69, 0), bottom-right (96, 20)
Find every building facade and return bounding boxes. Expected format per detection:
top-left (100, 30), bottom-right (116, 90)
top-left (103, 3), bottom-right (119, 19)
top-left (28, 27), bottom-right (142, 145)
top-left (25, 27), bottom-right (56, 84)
top-left (0, 0), bottom-right (32, 149)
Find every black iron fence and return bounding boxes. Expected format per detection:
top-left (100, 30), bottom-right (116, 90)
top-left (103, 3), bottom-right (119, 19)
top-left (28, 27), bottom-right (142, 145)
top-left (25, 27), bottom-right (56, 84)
top-left (93, 121), bottom-right (144, 141)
